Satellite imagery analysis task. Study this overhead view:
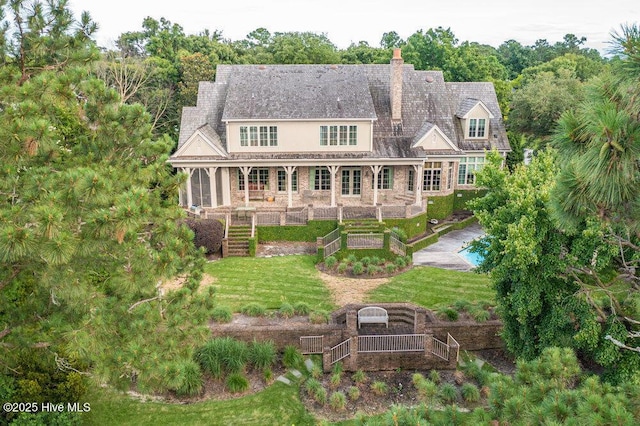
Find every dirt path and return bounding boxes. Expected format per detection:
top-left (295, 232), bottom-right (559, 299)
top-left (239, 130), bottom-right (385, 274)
top-left (317, 271), bottom-right (389, 306)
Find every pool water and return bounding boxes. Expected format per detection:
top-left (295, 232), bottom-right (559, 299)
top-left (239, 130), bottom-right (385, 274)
top-left (458, 246), bottom-right (484, 267)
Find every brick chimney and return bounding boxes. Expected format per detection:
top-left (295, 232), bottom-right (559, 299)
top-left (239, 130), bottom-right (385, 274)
top-left (390, 48), bottom-right (404, 122)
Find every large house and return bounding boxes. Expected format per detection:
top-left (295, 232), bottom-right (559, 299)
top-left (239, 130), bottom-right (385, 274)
top-left (169, 49), bottom-right (510, 220)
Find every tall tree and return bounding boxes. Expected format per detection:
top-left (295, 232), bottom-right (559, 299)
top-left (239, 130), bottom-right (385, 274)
top-left (550, 24), bottom-right (640, 361)
top-left (470, 150), bottom-right (638, 383)
top-left (0, 0), bottom-right (212, 400)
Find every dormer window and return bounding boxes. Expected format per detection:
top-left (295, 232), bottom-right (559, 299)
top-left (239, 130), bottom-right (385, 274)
top-left (468, 118), bottom-right (486, 138)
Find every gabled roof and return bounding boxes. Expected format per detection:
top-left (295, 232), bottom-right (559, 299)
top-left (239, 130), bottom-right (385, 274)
top-left (173, 124), bottom-right (228, 158)
top-left (221, 65), bottom-right (377, 121)
top-left (173, 61), bottom-right (511, 160)
top-left (412, 122), bottom-right (460, 152)
top-left (455, 98), bottom-right (495, 119)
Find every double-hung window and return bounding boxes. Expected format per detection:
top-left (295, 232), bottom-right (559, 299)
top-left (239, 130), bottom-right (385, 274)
top-left (240, 126), bottom-right (278, 147)
top-left (238, 168), bottom-right (269, 190)
top-left (422, 162), bottom-right (442, 191)
top-left (372, 167), bottom-right (393, 190)
top-left (320, 125), bottom-right (357, 146)
top-left (457, 157), bottom-right (485, 185)
top-left (468, 118), bottom-right (486, 138)
top-left (277, 168), bottom-right (298, 192)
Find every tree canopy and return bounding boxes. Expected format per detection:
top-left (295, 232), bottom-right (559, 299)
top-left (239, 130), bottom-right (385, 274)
top-left (0, 0), bottom-right (212, 402)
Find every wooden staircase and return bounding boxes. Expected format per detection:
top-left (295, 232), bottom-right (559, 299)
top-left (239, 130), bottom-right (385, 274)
top-left (226, 225), bottom-right (251, 257)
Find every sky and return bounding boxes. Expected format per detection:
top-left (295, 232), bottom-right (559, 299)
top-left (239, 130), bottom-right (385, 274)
top-left (69, 0), bottom-right (638, 54)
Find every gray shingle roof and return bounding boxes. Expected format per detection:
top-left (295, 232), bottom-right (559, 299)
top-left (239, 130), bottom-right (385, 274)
top-left (221, 65), bottom-right (377, 121)
top-left (173, 61), bottom-right (510, 160)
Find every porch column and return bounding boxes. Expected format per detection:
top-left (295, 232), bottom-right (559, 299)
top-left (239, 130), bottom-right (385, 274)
top-left (328, 165), bottom-right (339, 207)
top-left (239, 166), bottom-right (252, 206)
top-left (414, 164), bottom-right (423, 206)
top-left (370, 165), bottom-right (382, 206)
top-left (284, 166), bottom-right (297, 208)
top-left (209, 167), bottom-right (218, 208)
top-left (178, 168), bottom-right (185, 206)
top-left (185, 167), bottom-right (193, 207)
top-left (221, 168), bottom-right (231, 206)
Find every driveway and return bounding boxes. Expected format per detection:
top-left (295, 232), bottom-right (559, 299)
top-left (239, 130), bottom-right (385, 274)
top-left (412, 222), bottom-right (485, 271)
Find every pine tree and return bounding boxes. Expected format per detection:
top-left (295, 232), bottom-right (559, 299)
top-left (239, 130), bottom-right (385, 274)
top-left (0, 1), bottom-right (210, 393)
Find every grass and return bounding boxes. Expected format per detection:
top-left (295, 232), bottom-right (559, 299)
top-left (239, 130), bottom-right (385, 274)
top-left (85, 381), bottom-right (315, 426)
top-left (366, 266), bottom-right (494, 309)
top-left (204, 255), bottom-right (334, 311)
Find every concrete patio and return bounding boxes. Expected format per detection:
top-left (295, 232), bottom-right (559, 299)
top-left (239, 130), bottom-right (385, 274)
top-left (412, 222), bottom-right (485, 271)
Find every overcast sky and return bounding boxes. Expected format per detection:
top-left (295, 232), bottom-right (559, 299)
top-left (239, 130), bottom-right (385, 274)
top-left (69, 0), bottom-right (638, 54)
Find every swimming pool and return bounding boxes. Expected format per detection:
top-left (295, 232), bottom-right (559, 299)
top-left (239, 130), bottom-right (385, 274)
top-left (458, 245), bottom-right (484, 267)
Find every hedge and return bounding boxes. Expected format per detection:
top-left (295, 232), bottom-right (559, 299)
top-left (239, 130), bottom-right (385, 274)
top-left (426, 194), bottom-right (454, 220)
top-left (384, 212), bottom-right (428, 239)
top-left (257, 220), bottom-right (338, 242)
top-left (453, 189), bottom-right (487, 211)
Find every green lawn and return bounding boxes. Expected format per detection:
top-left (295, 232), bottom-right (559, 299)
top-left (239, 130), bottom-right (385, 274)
top-left (204, 255), bottom-right (335, 312)
top-left (85, 380), bottom-right (315, 426)
top-left (85, 257), bottom-right (496, 425)
top-left (366, 266), bottom-right (494, 309)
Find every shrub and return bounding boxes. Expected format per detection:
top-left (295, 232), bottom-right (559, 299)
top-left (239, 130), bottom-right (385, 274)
top-left (439, 383), bottom-right (458, 403)
top-left (461, 383), bottom-right (481, 402)
top-left (471, 309), bottom-right (491, 322)
top-left (282, 345), bottom-right (303, 369)
top-left (293, 302), bottom-right (310, 316)
top-left (370, 256), bottom-right (384, 266)
top-left (330, 373), bottom-right (341, 389)
top-left (352, 261), bottom-right (364, 275)
top-left (337, 262), bottom-right (348, 274)
top-left (360, 256), bottom-right (371, 266)
top-left (346, 254), bottom-right (358, 264)
top-left (226, 373), bottom-right (249, 393)
top-left (395, 256), bottom-right (407, 268)
top-left (305, 378), bottom-right (322, 397)
top-left (439, 307), bottom-right (459, 321)
top-left (352, 369), bottom-right (368, 384)
top-left (371, 381), bottom-right (389, 396)
top-left (263, 367), bottom-right (273, 384)
top-left (183, 218), bottom-right (224, 254)
top-left (348, 386), bottom-right (361, 401)
top-left (313, 386), bottom-right (328, 405)
top-left (385, 263), bottom-right (397, 274)
top-left (241, 302), bottom-right (267, 317)
top-left (310, 310), bottom-right (329, 324)
top-left (331, 362), bottom-right (343, 375)
top-left (428, 370), bottom-right (441, 384)
top-left (278, 302), bottom-right (295, 319)
top-left (412, 373), bottom-right (425, 387)
top-left (391, 227), bottom-right (408, 242)
top-left (249, 340), bottom-right (276, 370)
top-left (453, 299), bottom-right (472, 312)
top-left (195, 337), bottom-right (248, 378)
top-left (416, 379), bottom-right (438, 402)
top-left (366, 265), bottom-right (381, 276)
top-left (325, 255), bottom-right (338, 269)
top-left (310, 364), bottom-right (323, 379)
top-left (162, 360), bottom-right (203, 397)
top-left (211, 305), bottom-right (232, 323)
top-left (329, 391), bottom-right (347, 411)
